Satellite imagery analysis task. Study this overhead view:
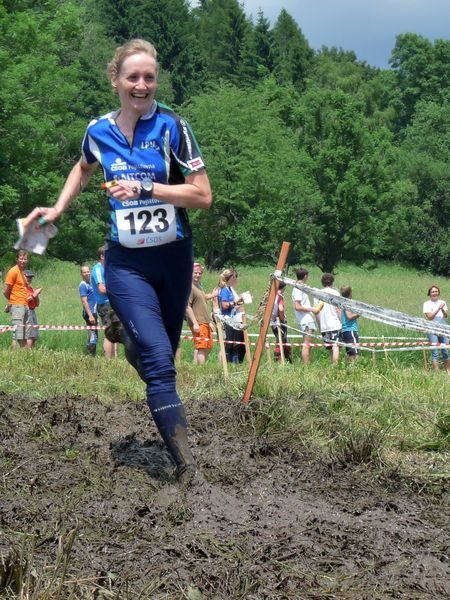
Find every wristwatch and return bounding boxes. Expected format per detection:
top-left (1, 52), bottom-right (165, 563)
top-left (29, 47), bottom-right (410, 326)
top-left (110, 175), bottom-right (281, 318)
top-left (141, 177), bottom-right (154, 198)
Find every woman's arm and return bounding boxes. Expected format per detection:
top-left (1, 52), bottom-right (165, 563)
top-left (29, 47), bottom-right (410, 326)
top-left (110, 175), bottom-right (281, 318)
top-left (35, 159), bottom-right (98, 225)
top-left (424, 302), bottom-right (446, 320)
top-left (153, 170), bottom-right (212, 210)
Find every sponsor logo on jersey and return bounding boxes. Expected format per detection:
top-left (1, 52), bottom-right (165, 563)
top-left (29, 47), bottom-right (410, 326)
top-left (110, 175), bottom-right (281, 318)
top-left (140, 140), bottom-right (159, 150)
top-left (121, 200), bottom-right (139, 207)
top-left (187, 157), bottom-right (204, 170)
top-left (181, 120), bottom-right (193, 157)
top-left (145, 235), bottom-right (164, 244)
top-left (111, 158), bottom-right (128, 172)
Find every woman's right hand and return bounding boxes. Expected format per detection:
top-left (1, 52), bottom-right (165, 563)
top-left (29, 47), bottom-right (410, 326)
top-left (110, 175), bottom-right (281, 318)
top-left (37, 206), bottom-right (61, 225)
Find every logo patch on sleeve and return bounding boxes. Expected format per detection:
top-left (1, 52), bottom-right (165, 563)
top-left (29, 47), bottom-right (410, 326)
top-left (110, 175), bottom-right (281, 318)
top-left (187, 157), bottom-right (205, 170)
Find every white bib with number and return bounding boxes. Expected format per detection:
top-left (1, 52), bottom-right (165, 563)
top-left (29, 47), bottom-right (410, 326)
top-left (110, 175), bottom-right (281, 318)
top-left (116, 201), bottom-right (177, 248)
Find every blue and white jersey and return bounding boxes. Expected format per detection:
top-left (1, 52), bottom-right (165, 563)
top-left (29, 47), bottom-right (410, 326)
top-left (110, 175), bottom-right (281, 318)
top-left (91, 262), bottom-right (109, 306)
top-left (81, 100), bottom-right (206, 248)
top-left (79, 280), bottom-right (96, 315)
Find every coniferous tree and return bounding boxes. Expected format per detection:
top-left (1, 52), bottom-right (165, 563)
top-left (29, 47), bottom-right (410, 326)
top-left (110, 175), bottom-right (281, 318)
top-left (194, 0), bottom-right (251, 84)
top-left (271, 9), bottom-right (314, 89)
top-left (239, 10), bottom-right (274, 85)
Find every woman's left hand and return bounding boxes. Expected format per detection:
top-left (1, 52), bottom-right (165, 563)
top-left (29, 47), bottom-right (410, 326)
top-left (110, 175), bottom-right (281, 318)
top-left (108, 180), bottom-right (141, 201)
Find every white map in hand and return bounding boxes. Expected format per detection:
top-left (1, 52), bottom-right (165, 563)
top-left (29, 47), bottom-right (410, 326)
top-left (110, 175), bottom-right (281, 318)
top-left (14, 211), bottom-right (58, 255)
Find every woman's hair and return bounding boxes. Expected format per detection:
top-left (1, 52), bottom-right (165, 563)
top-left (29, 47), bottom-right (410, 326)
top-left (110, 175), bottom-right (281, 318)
top-left (107, 39), bottom-right (159, 87)
top-left (427, 285), bottom-right (440, 296)
top-left (217, 269), bottom-right (235, 288)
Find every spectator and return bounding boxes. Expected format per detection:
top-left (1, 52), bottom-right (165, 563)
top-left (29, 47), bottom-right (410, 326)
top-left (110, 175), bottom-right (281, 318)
top-left (316, 273), bottom-right (341, 363)
top-left (24, 39), bottom-right (212, 484)
top-left (91, 246), bottom-right (117, 358)
top-left (3, 250), bottom-right (29, 349)
top-left (423, 285), bottom-right (449, 373)
top-left (340, 285), bottom-right (360, 362)
top-left (218, 269), bottom-right (245, 364)
top-left (292, 267), bottom-right (323, 364)
top-left (270, 282), bottom-right (292, 362)
top-left (24, 270), bottom-right (42, 349)
top-left (185, 263), bottom-right (217, 364)
top-left (79, 265), bottom-right (98, 356)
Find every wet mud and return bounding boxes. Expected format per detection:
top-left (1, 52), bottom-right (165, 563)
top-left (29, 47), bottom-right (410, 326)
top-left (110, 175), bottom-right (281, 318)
top-left (0, 392), bottom-right (449, 599)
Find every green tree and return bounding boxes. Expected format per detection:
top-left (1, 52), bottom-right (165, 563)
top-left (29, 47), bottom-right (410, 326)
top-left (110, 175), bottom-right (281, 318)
top-left (182, 80), bottom-right (316, 267)
top-left (194, 0), bottom-right (251, 84)
top-left (389, 33), bottom-right (450, 130)
top-left (239, 10), bottom-right (274, 85)
top-left (390, 101), bottom-right (450, 275)
top-left (294, 87), bottom-right (400, 271)
top-left (271, 9), bottom-right (314, 89)
top-left (0, 1), bottom-right (109, 261)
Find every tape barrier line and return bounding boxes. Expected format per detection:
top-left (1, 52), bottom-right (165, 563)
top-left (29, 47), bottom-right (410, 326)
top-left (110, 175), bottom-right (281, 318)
top-left (1, 324), bottom-right (447, 354)
top-left (278, 275), bottom-right (450, 338)
top-left (0, 324), bottom-right (105, 332)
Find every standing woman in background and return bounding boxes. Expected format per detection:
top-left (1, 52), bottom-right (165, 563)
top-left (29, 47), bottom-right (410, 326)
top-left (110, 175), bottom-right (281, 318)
top-left (423, 285), bottom-right (450, 373)
top-left (23, 39), bottom-right (212, 484)
top-left (217, 269), bottom-right (245, 363)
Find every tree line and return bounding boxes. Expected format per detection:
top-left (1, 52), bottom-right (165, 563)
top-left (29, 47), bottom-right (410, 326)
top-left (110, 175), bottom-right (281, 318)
top-left (1, 0), bottom-right (449, 275)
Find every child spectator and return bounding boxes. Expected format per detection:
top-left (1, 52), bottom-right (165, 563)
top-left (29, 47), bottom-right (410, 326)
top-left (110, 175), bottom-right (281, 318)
top-left (292, 267), bottom-right (323, 364)
top-left (24, 270), bottom-right (43, 348)
top-left (270, 282), bottom-right (292, 362)
top-left (340, 285), bottom-right (360, 361)
top-left (3, 250), bottom-right (30, 349)
top-left (316, 273), bottom-right (341, 363)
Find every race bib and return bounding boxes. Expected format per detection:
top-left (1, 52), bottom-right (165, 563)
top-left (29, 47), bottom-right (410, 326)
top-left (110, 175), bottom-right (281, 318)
top-left (116, 202), bottom-right (177, 248)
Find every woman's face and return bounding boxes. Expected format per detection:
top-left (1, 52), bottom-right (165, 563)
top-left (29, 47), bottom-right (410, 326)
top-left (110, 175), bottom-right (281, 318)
top-left (114, 52), bottom-right (158, 115)
top-left (429, 287), bottom-right (440, 299)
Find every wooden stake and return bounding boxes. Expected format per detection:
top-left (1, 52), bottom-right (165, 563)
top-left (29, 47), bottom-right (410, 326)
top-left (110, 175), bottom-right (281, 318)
top-left (243, 241), bottom-right (291, 404)
top-left (276, 324), bottom-right (285, 363)
top-left (214, 315), bottom-right (229, 378)
top-left (242, 312), bottom-right (252, 366)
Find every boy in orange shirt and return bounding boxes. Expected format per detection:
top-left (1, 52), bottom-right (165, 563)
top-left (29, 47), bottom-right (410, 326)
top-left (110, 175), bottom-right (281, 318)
top-left (3, 250), bottom-right (30, 348)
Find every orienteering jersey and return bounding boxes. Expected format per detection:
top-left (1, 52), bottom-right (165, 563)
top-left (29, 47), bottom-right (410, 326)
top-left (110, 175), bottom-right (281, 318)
top-left (81, 100), bottom-right (206, 248)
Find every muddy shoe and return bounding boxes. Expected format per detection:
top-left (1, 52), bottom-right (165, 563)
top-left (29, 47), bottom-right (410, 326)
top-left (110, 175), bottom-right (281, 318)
top-left (104, 309), bottom-right (123, 343)
top-left (176, 463), bottom-right (205, 488)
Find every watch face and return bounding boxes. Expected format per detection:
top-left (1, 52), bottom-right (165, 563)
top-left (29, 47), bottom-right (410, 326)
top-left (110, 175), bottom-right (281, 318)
top-left (142, 178), bottom-right (153, 192)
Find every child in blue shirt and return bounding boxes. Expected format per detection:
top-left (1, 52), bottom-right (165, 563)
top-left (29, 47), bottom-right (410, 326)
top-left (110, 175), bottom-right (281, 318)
top-left (340, 285), bottom-right (360, 361)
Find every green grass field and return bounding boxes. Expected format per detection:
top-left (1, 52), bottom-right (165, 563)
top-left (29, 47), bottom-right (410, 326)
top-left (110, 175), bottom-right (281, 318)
top-left (1, 258), bottom-right (444, 364)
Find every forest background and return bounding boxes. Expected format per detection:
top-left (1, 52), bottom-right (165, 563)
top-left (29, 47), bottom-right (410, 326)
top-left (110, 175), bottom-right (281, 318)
top-left (0, 0), bottom-right (449, 276)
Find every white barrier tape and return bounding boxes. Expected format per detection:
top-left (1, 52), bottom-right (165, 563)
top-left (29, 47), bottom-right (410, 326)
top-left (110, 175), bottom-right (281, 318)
top-left (2, 324), bottom-right (448, 352)
top-left (0, 324), bottom-right (105, 332)
top-left (277, 275), bottom-right (450, 338)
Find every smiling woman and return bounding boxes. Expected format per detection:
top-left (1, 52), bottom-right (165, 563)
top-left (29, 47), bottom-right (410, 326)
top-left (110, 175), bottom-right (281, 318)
top-left (20, 39), bottom-right (213, 485)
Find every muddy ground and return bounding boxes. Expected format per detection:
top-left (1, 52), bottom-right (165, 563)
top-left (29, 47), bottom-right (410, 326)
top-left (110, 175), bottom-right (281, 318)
top-left (0, 391), bottom-right (449, 599)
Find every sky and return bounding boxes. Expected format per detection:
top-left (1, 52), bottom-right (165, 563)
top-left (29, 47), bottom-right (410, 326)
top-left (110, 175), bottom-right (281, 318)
top-left (241, 0), bottom-right (450, 68)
